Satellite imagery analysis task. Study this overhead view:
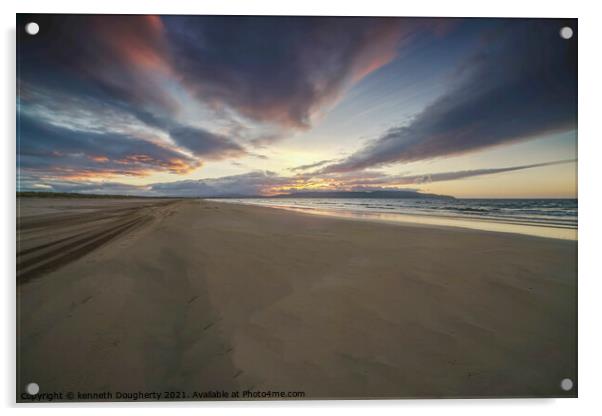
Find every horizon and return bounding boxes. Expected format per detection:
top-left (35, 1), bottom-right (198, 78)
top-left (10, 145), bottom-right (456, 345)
top-left (16, 189), bottom-right (578, 200)
top-left (17, 15), bottom-right (577, 199)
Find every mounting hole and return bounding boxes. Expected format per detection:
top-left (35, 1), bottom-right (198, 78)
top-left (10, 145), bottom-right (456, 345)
top-left (25, 22), bottom-right (39, 36)
top-left (559, 26), bottom-right (573, 40)
top-left (560, 378), bottom-right (574, 391)
top-left (26, 382), bottom-right (39, 395)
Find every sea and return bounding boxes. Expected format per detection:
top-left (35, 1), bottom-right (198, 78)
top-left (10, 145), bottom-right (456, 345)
top-left (208, 198), bottom-right (578, 240)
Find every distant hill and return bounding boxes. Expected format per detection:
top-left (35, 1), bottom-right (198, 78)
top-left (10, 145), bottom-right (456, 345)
top-left (266, 190), bottom-right (455, 199)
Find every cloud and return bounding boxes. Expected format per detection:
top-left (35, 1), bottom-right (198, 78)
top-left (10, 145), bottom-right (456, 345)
top-left (342, 159), bottom-right (576, 187)
top-left (17, 80), bottom-right (249, 181)
top-left (19, 83), bottom-right (170, 143)
top-left (284, 159), bottom-right (576, 191)
top-left (18, 179), bottom-right (146, 195)
top-left (15, 14), bottom-right (453, 184)
top-left (321, 19), bottom-right (577, 173)
top-left (162, 16), bottom-right (424, 129)
top-left (18, 15), bottom-right (173, 112)
top-left (17, 14), bottom-right (423, 154)
top-left (21, 159), bottom-right (575, 197)
top-left (167, 126), bottom-right (246, 158)
top-left (17, 15), bottom-right (250, 178)
top-left (129, 108), bottom-right (247, 158)
top-left (18, 114), bottom-right (200, 179)
top-left (148, 171), bottom-right (291, 197)
top-left (17, 15), bottom-right (576, 191)
top-left (22, 169), bottom-right (293, 197)
top-left (289, 159), bottom-right (337, 171)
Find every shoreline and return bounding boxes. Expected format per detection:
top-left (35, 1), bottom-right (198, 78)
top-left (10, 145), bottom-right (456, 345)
top-left (208, 199), bottom-right (577, 241)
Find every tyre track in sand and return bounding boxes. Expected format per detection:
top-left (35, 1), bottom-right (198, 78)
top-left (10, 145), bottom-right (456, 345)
top-left (17, 199), bottom-right (180, 283)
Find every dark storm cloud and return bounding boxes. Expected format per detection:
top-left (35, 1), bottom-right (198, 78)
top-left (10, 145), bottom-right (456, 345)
top-left (321, 19), bottom-right (577, 173)
top-left (18, 114), bottom-right (199, 177)
top-left (161, 16), bottom-right (417, 128)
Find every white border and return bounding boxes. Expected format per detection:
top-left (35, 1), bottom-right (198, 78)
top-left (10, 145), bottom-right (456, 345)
top-left (3, 1), bottom-right (602, 415)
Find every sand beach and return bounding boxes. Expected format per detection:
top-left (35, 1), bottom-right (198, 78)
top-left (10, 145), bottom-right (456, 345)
top-left (17, 197), bottom-right (577, 399)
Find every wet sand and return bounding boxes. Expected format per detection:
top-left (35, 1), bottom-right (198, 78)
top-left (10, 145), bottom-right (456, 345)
top-left (17, 198), bottom-right (577, 400)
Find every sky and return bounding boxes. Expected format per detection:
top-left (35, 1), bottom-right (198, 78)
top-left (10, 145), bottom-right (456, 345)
top-left (17, 15), bottom-right (577, 198)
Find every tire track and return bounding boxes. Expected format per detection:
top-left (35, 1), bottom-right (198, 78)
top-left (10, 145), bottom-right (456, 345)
top-left (17, 200), bottom-right (179, 284)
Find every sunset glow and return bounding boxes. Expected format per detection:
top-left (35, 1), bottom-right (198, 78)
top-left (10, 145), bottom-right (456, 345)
top-left (17, 15), bottom-right (577, 198)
